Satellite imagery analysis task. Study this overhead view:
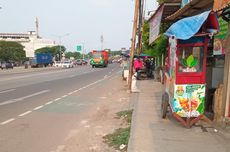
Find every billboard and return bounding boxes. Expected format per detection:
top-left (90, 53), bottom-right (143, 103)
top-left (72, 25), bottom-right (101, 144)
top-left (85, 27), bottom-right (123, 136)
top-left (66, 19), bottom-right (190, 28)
top-left (149, 5), bottom-right (164, 44)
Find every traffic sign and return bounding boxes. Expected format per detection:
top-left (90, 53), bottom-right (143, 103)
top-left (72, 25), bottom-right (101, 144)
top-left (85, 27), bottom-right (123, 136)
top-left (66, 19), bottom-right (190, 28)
top-left (76, 44), bottom-right (83, 52)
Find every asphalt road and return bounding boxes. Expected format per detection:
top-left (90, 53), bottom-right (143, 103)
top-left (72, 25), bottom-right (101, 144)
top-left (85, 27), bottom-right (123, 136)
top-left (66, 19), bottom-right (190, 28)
top-left (0, 64), bottom-right (122, 152)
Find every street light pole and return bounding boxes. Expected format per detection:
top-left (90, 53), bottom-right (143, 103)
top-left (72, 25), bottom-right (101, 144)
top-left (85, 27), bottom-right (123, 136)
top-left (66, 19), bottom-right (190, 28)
top-left (54, 33), bottom-right (69, 61)
top-left (59, 37), bottom-right (62, 61)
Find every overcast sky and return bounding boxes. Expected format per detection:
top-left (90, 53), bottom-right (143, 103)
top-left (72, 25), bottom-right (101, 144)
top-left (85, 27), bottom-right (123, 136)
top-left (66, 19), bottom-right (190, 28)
top-left (0, 0), bottom-right (158, 53)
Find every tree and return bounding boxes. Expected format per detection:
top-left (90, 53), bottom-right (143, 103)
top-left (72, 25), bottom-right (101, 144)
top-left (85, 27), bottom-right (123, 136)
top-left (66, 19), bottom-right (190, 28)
top-left (157, 0), bottom-right (165, 5)
top-left (0, 41), bottom-right (26, 61)
top-left (142, 21), bottom-right (169, 57)
top-left (65, 51), bottom-right (81, 59)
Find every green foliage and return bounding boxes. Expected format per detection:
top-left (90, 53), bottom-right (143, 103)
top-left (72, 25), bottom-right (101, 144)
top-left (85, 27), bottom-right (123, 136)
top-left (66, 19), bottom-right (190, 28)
top-left (103, 127), bottom-right (130, 151)
top-left (116, 110), bottom-right (133, 124)
top-left (142, 21), bottom-right (168, 57)
top-left (0, 41), bottom-right (26, 61)
top-left (110, 50), bottom-right (121, 56)
top-left (65, 51), bottom-right (81, 59)
top-left (181, 55), bottom-right (198, 68)
top-left (103, 109), bottom-right (133, 151)
top-left (87, 52), bottom-right (93, 58)
top-left (157, 0), bottom-right (165, 4)
top-left (35, 45), bottom-right (66, 61)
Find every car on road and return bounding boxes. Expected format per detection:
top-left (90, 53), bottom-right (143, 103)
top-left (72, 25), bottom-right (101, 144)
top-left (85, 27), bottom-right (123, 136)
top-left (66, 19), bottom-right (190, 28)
top-left (53, 61), bottom-right (62, 67)
top-left (82, 59), bottom-right (88, 65)
top-left (1, 62), bottom-right (14, 70)
top-left (62, 61), bottom-right (74, 68)
top-left (75, 59), bottom-right (83, 65)
top-left (75, 59), bottom-right (88, 65)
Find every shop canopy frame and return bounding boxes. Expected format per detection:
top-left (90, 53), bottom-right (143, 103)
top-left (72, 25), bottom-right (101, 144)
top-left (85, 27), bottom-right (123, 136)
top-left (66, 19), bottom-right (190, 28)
top-left (165, 10), bottom-right (219, 40)
top-left (165, 0), bottom-right (214, 22)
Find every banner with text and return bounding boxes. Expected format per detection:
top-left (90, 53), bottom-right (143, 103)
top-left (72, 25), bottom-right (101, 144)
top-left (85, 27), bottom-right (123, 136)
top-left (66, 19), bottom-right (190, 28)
top-left (149, 5), bottom-right (164, 44)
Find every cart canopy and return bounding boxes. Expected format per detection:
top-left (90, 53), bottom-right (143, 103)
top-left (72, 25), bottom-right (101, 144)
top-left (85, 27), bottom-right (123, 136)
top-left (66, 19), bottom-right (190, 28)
top-left (165, 10), bottom-right (219, 40)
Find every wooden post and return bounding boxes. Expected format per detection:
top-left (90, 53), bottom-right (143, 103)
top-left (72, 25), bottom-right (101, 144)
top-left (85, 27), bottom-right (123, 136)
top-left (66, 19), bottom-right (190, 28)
top-left (222, 22), bottom-right (230, 119)
top-left (224, 61), bottom-right (230, 117)
top-left (137, 0), bottom-right (144, 55)
top-left (213, 84), bottom-right (224, 122)
top-left (128, 0), bottom-right (140, 91)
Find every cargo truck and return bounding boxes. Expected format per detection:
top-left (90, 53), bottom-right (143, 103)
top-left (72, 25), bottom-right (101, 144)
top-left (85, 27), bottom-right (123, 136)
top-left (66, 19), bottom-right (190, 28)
top-left (90, 50), bottom-right (109, 68)
top-left (31, 53), bottom-right (53, 68)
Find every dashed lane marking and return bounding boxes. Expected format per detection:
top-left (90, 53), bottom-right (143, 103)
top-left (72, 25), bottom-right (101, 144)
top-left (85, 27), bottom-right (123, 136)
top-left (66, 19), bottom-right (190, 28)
top-left (0, 90), bottom-right (50, 106)
top-left (45, 101), bottom-right (53, 105)
top-left (33, 105), bottom-right (44, 110)
top-left (0, 89), bottom-right (16, 94)
top-left (0, 118), bottom-right (15, 125)
top-left (62, 95), bottom-right (68, 98)
top-left (54, 98), bottom-right (61, 101)
top-left (18, 111), bottom-right (32, 117)
top-left (0, 74), bottom-right (113, 126)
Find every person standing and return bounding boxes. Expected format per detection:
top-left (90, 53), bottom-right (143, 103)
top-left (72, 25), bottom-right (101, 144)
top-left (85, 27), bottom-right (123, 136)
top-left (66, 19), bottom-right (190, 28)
top-left (133, 57), bottom-right (143, 80)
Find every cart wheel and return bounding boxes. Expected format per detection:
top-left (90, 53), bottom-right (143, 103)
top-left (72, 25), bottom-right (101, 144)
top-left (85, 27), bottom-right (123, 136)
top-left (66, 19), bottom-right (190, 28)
top-left (161, 93), bottom-right (168, 119)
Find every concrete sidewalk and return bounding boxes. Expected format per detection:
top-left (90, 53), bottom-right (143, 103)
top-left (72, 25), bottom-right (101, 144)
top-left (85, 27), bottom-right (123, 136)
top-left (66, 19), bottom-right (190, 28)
top-left (128, 80), bottom-right (230, 152)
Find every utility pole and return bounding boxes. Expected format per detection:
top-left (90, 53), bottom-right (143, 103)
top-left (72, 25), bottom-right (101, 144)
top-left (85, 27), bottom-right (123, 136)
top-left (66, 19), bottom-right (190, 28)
top-left (100, 34), bottom-right (104, 50)
top-left (35, 17), bottom-right (39, 38)
top-left (137, 0), bottom-right (144, 55)
top-left (54, 33), bottom-right (69, 61)
top-left (128, 0), bottom-right (140, 91)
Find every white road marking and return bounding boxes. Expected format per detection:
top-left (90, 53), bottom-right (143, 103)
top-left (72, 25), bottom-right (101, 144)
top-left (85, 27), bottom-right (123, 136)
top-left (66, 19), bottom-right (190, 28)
top-left (1, 118), bottom-right (15, 125)
top-left (62, 95), bottom-right (68, 98)
top-left (0, 71), bottom-right (114, 126)
top-left (18, 111), bottom-right (32, 117)
top-left (45, 101), bottom-right (53, 105)
top-left (33, 105), bottom-right (44, 110)
top-left (0, 89), bottom-right (16, 94)
top-left (54, 98), bottom-right (61, 101)
top-left (0, 90), bottom-right (50, 106)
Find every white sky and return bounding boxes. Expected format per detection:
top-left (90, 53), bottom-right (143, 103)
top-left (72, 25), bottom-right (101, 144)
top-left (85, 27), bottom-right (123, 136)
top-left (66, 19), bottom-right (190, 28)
top-left (0, 0), bottom-right (158, 53)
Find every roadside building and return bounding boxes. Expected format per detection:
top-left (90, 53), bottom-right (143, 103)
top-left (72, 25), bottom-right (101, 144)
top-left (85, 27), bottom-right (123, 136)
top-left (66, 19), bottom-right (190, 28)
top-left (0, 31), bottom-right (55, 58)
top-left (0, 18), bottom-right (55, 58)
top-left (213, 0), bottom-right (230, 123)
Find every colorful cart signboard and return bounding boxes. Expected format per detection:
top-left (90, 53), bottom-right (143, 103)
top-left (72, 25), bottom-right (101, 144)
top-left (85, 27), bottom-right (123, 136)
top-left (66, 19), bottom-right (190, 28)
top-left (172, 84), bottom-right (205, 118)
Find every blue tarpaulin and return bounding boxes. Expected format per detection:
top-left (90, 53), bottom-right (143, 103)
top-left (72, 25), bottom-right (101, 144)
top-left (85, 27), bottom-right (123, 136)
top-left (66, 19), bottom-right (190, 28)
top-left (165, 10), bottom-right (211, 40)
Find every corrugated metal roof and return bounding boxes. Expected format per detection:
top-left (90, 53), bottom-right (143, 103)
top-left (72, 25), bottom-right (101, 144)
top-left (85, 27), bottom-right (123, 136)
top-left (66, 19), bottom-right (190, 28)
top-left (213, 0), bottom-right (230, 12)
top-left (165, 0), bottom-right (214, 21)
top-left (148, 1), bottom-right (181, 22)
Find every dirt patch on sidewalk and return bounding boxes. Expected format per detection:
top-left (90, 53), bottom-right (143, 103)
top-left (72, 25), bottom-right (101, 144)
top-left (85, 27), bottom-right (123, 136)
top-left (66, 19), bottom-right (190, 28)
top-left (52, 78), bottom-right (132, 152)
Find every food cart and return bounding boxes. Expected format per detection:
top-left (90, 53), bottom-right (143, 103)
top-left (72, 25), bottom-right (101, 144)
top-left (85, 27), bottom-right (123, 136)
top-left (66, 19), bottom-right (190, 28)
top-left (161, 11), bottom-right (219, 128)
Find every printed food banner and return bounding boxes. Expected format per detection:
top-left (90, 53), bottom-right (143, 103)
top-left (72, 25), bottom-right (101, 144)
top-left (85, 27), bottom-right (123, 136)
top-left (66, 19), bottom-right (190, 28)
top-left (214, 18), bottom-right (228, 55)
top-left (171, 84), bottom-right (205, 118)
